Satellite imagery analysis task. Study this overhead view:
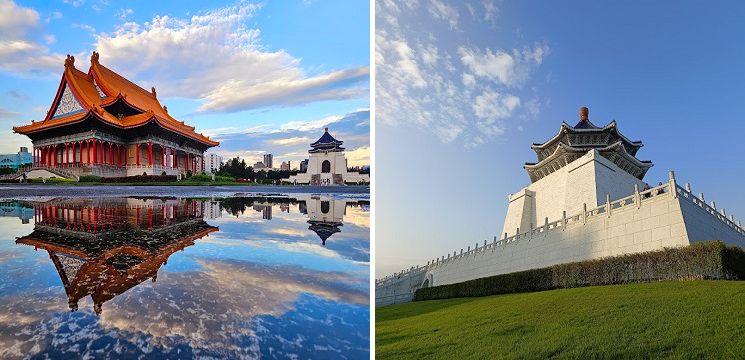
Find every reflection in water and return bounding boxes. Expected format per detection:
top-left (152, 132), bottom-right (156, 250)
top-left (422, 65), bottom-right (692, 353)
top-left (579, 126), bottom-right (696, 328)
top-left (16, 198), bottom-right (217, 315)
top-left (0, 196), bottom-right (369, 359)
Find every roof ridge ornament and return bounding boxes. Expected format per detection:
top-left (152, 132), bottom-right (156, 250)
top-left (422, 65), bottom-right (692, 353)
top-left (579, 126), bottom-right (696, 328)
top-left (151, 87), bottom-right (157, 98)
top-left (64, 54), bottom-right (75, 68)
top-left (579, 106), bottom-right (589, 122)
top-left (91, 51), bottom-right (99, 64)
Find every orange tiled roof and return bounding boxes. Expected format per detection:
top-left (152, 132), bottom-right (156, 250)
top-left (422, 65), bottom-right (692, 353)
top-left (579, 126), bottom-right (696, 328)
top-left (13, 52), bottom-right (218, 147)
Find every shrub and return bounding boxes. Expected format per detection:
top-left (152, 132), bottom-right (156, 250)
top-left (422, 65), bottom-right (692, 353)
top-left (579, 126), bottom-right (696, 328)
top-left (100, 175), bottom-right (178, 183)
top-left (78, 175), bottom-right (102, 183)
top-left (161, 171), bottom-right (167, 176)
top-left (415, 241), bottom-right (745, 301)
top-left (187, 173), bottom-right (213, 182)
top-left (214, 175), bottom-right (235, 182)
top-left (186, 170), bottom-right (193, 178)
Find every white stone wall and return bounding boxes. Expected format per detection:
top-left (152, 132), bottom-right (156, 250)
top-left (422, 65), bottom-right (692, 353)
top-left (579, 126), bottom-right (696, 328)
top-left (501, 150), bottom-right (647, 237)
top-left (432, 185), bottom-right (688, 287)
top-left (375, 268), bottom-right (427, 307)
top-left (376, 180), bottom-right (745, 306)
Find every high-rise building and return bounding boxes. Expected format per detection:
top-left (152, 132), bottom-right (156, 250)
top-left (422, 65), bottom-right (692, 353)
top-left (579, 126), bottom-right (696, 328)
top-left (263, 154), bottom-right (273, 169)
top-left (300, 159), bottom-right (309, 172)
top-left (204, 153), bottom-right (223, 174)
top-left (280, 161), bottom-right (290, 171)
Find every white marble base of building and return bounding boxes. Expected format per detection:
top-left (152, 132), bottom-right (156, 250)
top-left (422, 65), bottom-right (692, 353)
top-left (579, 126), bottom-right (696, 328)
top-left (375, 176), bottom-right (745, 307)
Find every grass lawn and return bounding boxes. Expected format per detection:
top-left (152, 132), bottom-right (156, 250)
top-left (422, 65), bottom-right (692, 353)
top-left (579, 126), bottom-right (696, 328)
top-left (376, 280), bottom-right (745, 359)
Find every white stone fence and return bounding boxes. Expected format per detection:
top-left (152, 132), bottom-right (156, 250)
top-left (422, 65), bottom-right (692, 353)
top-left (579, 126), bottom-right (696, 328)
top-left (376, 171), bottom-right (745, 284)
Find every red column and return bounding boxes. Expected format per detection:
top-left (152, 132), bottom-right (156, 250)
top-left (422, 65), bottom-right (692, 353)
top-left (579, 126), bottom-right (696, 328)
top-left (52, 144), bottom-right (56, 166)
top-left (109, 142), bottom-right (113, 165)
top-left (136, 144), bottom-right (140, 166)
top-left (161, 146), bottom-right (165, 167)
top-left (72, 142), bottom-right (77, 164)
top-left (124, 145), bottom-right (128, 166)
top-left (148, 141), bottom-right (153, 167)
top-left (92, 139), bottom-right (97, 164)
top-left (117, 144), bottom-right (121, 166)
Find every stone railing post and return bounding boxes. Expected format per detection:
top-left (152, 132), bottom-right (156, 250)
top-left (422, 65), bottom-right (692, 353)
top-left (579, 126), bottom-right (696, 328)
top-left (544, 217), bottom-right (549, 233)
top-left (669, 170), bottom-right (677, 198)
top-left (634, 184), bottom-right (641, 208)
top-left (562, 211), bottom-right (567, 230)
top-left (685, 182), bottom-right (691, 193)
top-left (582, 203), bottom-right (587, 224)
top-left (606, 194), bottom-right (611, 217)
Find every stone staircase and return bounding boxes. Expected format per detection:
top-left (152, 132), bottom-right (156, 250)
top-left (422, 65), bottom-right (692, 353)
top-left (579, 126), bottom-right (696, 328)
top-left (3, 166), bottom-right (79, 180)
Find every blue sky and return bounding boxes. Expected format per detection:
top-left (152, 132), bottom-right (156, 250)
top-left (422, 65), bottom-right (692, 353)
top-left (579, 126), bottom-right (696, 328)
top-left (376, 0), bottom-right (745, 277)
top-left (0, 0), bottom-right (370, 167)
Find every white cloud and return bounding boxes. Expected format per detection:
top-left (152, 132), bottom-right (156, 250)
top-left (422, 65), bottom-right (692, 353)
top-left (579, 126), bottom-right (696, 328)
top-left (345, 146), bottom-right (370, 167)
top-left (482, 0), bottom-right (498, 23)
top-left (45, 11), bottom-right (62, 23)
top-left (428, 0), bottom-right (459, 30)
top-left (377, 0), bottom-right (550, 147)
top-left (93, 2), bottom-right (368, 113)
top-left (116, 8), bottom-right (133, 20)
top-left (63, 0), bottom-right (84, 7)
top-left (462, 73), bottom-right (475, 87)
top-left (0, 107), bottom-right (20, 120)
top-left (472, 89), bottom-right (520, 121)
top-left (268, 136), bottom-right (313, 146)
top-left (458, 44), bottom-right (549, 87)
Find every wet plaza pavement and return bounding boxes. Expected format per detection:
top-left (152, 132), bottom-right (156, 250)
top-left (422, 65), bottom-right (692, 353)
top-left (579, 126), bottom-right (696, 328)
top-left (0, 194), bottom-right (370, 359)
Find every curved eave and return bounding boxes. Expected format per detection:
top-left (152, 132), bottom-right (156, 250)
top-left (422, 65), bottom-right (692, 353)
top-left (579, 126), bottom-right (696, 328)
top-left (531, 121), bottom-right (643, 153)
top-left (525, 141), bottom-right (651, 170)
top-left (14, 111), bottom-right (219, 147)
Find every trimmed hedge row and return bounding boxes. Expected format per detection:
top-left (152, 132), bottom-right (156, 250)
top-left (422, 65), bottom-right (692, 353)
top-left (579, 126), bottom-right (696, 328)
top-left (78, 175), bottom-right (102, 182)
top-left (415, 241), bottom-right (745, 301)
top-left (100, 175), bottom-right (178, 183)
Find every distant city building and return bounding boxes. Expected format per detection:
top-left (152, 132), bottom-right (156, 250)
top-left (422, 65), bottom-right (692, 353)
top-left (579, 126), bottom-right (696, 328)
top-left (280, 161), bottom-right (290, 171)
top-left (204, 201), bottom-right (222, 219)
top-left (263, 154), bottom-right (273, 169)
top-left (299, 159), bottom-right (309, 172)
top-left (287, 128), bottom-right (370, 185)
top-left (253, 161), bottom-right (266, 170)
top-left (253, 204), bottom-right (272, 220)
top-left (204, 153), bottom-right (223, 174)
top-left (0, 147), bottom-right (32, 169)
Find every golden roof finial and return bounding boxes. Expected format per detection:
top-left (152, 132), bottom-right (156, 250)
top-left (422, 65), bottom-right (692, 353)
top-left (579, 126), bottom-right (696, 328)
top-left (579, 106), bottom-right (589, 121)
top-left (91, 51), bottom-right (99, 64)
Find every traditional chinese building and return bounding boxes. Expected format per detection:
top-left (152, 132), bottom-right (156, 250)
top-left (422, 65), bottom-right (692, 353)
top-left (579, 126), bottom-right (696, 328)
top-left (287, 128), bottom-right (369, 185)
top-left (304, 196), bottom-right (345, 245)
top-left (12, 52), bottom-right (218, 178)
top-left (16, 198), bottom-right (217, 314)
top-left (376, 106), bottom-right (745, 307)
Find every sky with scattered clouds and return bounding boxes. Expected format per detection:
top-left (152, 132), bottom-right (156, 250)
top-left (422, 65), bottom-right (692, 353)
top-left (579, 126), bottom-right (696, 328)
top-left (376, 0), bottom-right (745, 277)
top-left (0, 0), bottom-right (369, 167)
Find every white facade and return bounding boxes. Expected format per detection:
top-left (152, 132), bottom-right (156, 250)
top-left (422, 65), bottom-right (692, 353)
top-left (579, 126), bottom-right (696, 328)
top-left (502, 150), bottom-right (647, 238)
top-left (288, 151), bottom-right (369, 185)
top-left (287, 130), bottom-right (369, 186)
top-left (204, 153), bottom-right (223, 174)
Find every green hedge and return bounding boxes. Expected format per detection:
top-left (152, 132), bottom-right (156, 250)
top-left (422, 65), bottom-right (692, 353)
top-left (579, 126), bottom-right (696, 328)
top-left (415, 241), bottom-right (745, 301)
top-left (100, 175), bottom-right (178, 183)
top-left (78, 175), bottom-right (102, 182)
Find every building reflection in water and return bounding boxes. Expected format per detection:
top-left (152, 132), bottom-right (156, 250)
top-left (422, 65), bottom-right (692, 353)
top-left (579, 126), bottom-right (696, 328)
top-left (15, 198), bottom-right (217, 315)
top-left (219, 196), bottom-right (368, 246)
top-left (11, 196), bottom-right (368, 315)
